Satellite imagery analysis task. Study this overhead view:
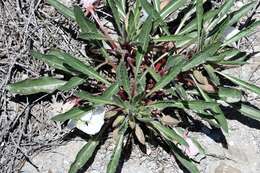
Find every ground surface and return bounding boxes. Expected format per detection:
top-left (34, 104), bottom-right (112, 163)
top-left (1, 0), bottom-right (260, 173)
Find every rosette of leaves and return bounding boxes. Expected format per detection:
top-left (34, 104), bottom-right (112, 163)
top-left (7, 0), bottom-right (260, 173)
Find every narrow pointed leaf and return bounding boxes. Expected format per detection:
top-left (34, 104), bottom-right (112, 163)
top-left (150, 121), bottom-right (188, 146)
top-left (182, 43), bottom-right (220, 72)
top-left (117, 62), bottom-right (131, 97)
top-left (58, 76), bottom-right (85, 91)
top-left (160, 0), bottom-right (186, 19)
top-left (204, 64), bottom-right (220, 86)
top-left (32, 50), bottom-right (72, 74)
top-left (148, 57), bottom-right (186, 95)
top-left (196, 0), bottom-right (204, 48)
top-left (237, 103), bottom-right (260, 121)
top-left (223, 21), bottom-right (260, 46)
top-left (7, 77), bottom-right (66, 95)
top-left (52, 50), bottom-right (110, 85)
top-left (74, 6), bottom-right (99, 33)
top-left (76, 91), bottom-right (118, 106)
top-left (138, 16), bottom-right (153, 51)
top-left (47, 0), bottom-right (75, 20)
top-left (52, 107), bottom-right (93, 122)
top-left (216, 71), bottom-right (260, 95)
top-left (166, 141), bottom-right (200, 173)
top-left (218, 87), bottom-right (242, 103)
top-left (102, 83), bottom-right (120, 98)
top-left (69, 139), bottom-right (99, 173)
top-left (107, 122), bottom-right (128, 173)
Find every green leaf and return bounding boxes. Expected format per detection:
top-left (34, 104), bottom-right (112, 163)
top-left (52, 107), bottom-right (93, 122)
top-left (182, 42), bottom-right (220, 72)
top-left (147, 67), bottom-right (161, 82)
top-left (223, 21), bottom-right (260, 46)
top-left (166, 141), bottom-right (200, 173)
top-left (52, 50), bottom-right (110, 85)
top-left (102, 83), bottom-right (120, 98)
top-left (150, 121), bottom-right (188, 146)
top-left (7, 77), bottom-right (66, 95)
top-left (196, 0), bottom-right (204, 49)
top-left (218, 87), bottom-right (242, 103)
top-left (148, 100), bottom-right (220, 115)
top-left (216, 71), bottom-right (260, 95)
top-left (237, 103), bottom-right (260, 121)
top-left (148, 57), bottom-right (186, 95)
top-left (108, 0), bottom-right (122, 33)
top-left (140, 0), bottom-right (169, 34)
top-left (74, 6), bottom-right (99, 33)
top-left (138, 16), bottom-right (153, 52)
top-left (153, 34), bottom-right (193, 43)
top-left (32, 50), bottom-right (72, 74)
top-left (69, 139), bottom-right (99, 173)
top-left (58, 76), bottom-right (85, 91)
top-left (79, 32), bottom-right (108, 41)
top-left (166, 55), bottom-right (186, 68)
top-left (228, 1), bottom-right (256, 26)
top-left (204, 64), bottom-right (220, 86)
top-left (107, 121), bottom-right (128, 173)
top-left (179, 9), bottom-right (218, 35)
top-left (117, 61), bottom-right (131, 97)
top-left (153, 0), bottom-right (160, 12)
top-left (47, 0), bottom-right (75, 20)
top-left (160, 0), bottom-right (186, 19)
top-left (76, 91), bottom-right (118, 106)
top-left (135, 51), bottom-right (144, 79)
top-left (191, 75), bottom-right (228, 133)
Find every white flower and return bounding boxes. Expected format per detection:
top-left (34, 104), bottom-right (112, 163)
top-left (76, 106), bottom-right (106, 135)
top-left (80, 0), bottom-right (97, 7)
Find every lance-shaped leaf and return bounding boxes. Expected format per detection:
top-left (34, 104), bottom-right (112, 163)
top-left (153, 33), bottom-right (194, 45)
top-left (117, 61), bottom-right (131, 97)
top-left (74, 6), bottom-right (99, 33)
top-left (204, 64), bottom-right (220, 86)
top-left (52, 107), bottom-right (93, 122)
top-left (160, 0), bottom-right (186, 19)
top-left (69, 139), bottom-right (99, 173)
top-left (47, 0), bottom-right (75, 20)
top-left (150, 121), bottom-right (188, 146)
top-left (52, 50), bottom-right (110, 85)
top-left (137, 16), bottom-right (153, 52)
top-left (58, 76), bottom-right (85, 91)
top-left (191, 75), bottom-right (228, 133)
top-left (31, 50), bottom-right (72, 74)
top-left (237, 103), bottom-right (260, 121)
top-left (218, 87), bottom-right (242, 103)
top-left (182, 42), bottom-right (220, 72)
top-left (228, 1), bottom-right (256, 26)
top-left (223, 21), bottom-right (260, 46)
top-left (102, 82), bottom-right (119, 98)
top-left (179, 9), bottom-right (218, 35)
top-left (196, 0), bottom-right (204, 49)
top-left (107, 121), bottom-right (128, 173)
top-left (152, 0), bottom-right (160, 11)
top-left (148, 100), bottom-right (220, 115)
top-left (108, 0), bottom-right (122, 32)
top-left (166, 140), bottom-right (200, 173)
top-left (216, 71), bottom-right (260, 95)
top-left (140, 0), bottom-right (169, 34)
top-left (148, 57), bottom-right (186, 95)
top-left (7, 77), bottom-right (66, 95)
top-left (76, 91), bottom-right (119, 106)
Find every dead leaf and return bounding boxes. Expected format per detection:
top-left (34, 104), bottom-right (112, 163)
top-left (112, 115), bottom-right (125, 128)
top-left (161, 115), bottom-right (179, 126)
top-left (193, 70), bottom-right (208, 85)
top-left (160, 0), bottom-right (171, 10)
top-left (135, 124), bottom-right (145, 145)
